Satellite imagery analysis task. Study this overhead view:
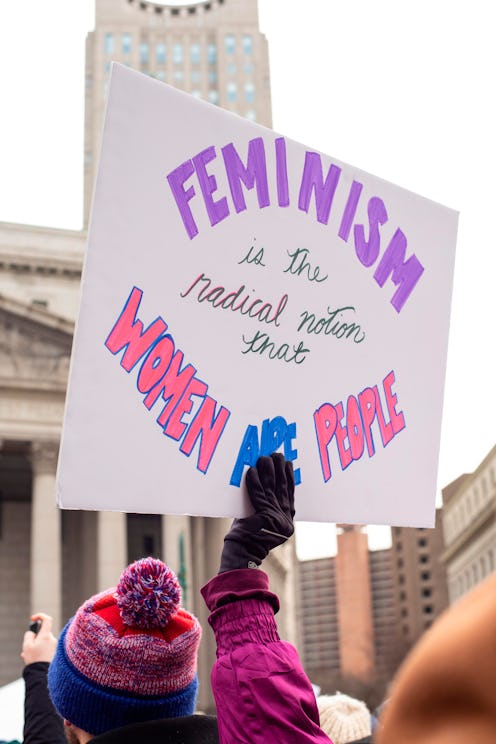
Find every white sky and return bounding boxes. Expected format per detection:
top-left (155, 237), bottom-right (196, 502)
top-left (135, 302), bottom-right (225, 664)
top-left (0, 1), bottom-right (494, 559)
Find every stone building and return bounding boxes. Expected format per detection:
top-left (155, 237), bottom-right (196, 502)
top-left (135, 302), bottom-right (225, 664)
top-left (298, 528), bottom-right (401, 691)
top-left (441, 445), bottom-right (496, 603)
top-left (0, 0), bottom-right (296, 712)
top-left (390, 509), bottom-right (449, 647)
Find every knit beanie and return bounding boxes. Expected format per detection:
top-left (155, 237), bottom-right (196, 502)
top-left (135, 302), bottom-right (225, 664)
top-left (317, 693), bottom-right (372, 744)
top-left (48, 557), bottom-right (201, 736)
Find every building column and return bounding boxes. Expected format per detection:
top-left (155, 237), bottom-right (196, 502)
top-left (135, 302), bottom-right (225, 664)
top-left (97, 511), bottom-right (127, 591)
top-left (162, 515), bottom-right (193, 609)
top-left (30, 440), bottom-right (61, 631)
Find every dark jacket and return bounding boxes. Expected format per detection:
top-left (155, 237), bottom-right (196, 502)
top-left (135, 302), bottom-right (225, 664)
top-left (89, 716), bottom-right (219, 743)
top-left (23, 662), bottom-right (65, 744)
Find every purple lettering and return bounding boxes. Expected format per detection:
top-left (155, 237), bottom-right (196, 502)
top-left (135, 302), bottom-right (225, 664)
top-left (166, 160), bottom-right (198, 240)
top-left (192, 146), bottom-right (229, 227)
top-left (298, 152), bottom-right (342, 225)
top-left (221, 137), bottom-right (270, 213)
top-left (373, 228), bottom-right (425, 312)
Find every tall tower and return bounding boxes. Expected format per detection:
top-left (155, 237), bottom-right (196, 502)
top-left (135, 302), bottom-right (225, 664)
top-left (335, 524), bottom-right (374, 681)
top-left (83, 0), bottom-right (272, 224)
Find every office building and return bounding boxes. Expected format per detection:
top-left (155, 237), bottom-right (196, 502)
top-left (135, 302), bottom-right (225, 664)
top-left (299, 530), bottom-right (401, 690)
top-left (390, 509), bottom-right (449, 647)
top-left (0, 2), bottom-right (295, 711)
top-left (441, 445), bottom-right (496, 602)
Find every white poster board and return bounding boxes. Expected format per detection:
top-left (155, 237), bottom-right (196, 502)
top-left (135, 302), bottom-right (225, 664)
top-left (57, 64), bottom-right (458, 526)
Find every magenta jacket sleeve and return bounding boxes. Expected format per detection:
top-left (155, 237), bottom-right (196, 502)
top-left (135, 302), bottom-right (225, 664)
top-left (201, 569), bottom-right (333, 744)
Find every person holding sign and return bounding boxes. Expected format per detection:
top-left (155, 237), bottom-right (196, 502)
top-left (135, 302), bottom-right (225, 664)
top-left (22, 454), bottom-right (332, 743)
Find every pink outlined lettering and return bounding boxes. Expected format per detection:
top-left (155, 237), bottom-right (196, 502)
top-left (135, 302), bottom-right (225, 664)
top-left (105, 289), bottom-right (231, 474)
top-left (105, 287), bottom-right (166, 372)
top-left (313, 370), bottom-right (406, 482)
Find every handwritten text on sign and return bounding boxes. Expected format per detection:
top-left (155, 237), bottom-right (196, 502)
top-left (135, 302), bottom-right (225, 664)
top-left (167, 136), bottom-right (425, 313)
top-left (105, 283), bottom-right (406, 486)
top-left (56, 64), bottom-right (457, 525)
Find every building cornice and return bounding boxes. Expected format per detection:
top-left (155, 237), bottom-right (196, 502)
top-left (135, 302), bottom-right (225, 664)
top-left (441, 500), bottom-right (496, 564)
top-left (128, 0), bottom-right (225, 16)
top-left (0, 293), bottom-right (75, 336)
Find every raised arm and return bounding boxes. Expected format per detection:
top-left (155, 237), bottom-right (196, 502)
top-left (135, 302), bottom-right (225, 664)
top-left (201, 453), bottom-right (332, 744)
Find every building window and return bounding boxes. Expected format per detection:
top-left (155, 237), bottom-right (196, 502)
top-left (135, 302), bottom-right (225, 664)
top-left (191, 90), bottom-right (201, 99)
top-left (399, 591), bottom-right (407, 601)
top-left (400, 607), bottom-right (408, 618)
top-left (173, 70), bottom-right (184, 83)
top-left (419, 555), bottom-right (429, 564)
top-left (397, 558), bottom-right (404, 569)
top-left (245, 109), bottom-right (256, 122)
top-left (418, 537), bottom-right (428, 547)
top-left (225, 34), bottom-right (235, 55)
top-left (403, 624), bottom-right (409, 636)
top-left (228, 62), bottom-right (237, 75)
top-left (421, 571), bottom-right (431, 582)
top-left (245, 81), bottom-right (255, 103)
top-left (156, 42), bottom-right (166, 64)
top-left (104, 32), bottom-right (114, 55)
top-left (155, 71), bottom-right (166, 82)
top-left (208, 90), bottom-right (219, 104)
top-left (173, 43), bottom-right (183, 64)
top-left (191, 43), bottom-right (201, 65)
top-left (480, 556), bottom-right (487, 578)
top-left (122, 33), bottom-right (132, 55)
top-left (209, 70), bottom-right (218, 84)
top-left (140, 42), bottom-right (149, 65)
top-left (242, 34), bottom-right (253, 55)
top-left (422, 587), bottom-right (432, 598)
top-left (398, 574), bottom-right (405, 585)
top-left (244, 62), bottom-right (254, 75)
top-left (207, 43), bottom-right (217, 64)
top-left (396, 541), bottom-right (402, 551)
top-left (227, 82), bottom-right (237, 102)
top-left (423, 605), bottom-right (433, 615)
top-left (191, 70), bottom-right (201, 84)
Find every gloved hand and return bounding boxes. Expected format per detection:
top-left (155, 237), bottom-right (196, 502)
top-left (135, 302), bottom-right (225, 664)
top-left (219, 453), bottom-right (295, 572)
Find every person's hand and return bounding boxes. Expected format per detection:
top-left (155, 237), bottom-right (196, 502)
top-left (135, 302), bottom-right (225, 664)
top-left (220, 453), bottom-right (295, 572)
top-left (21, 613), bottom-right (58, 666)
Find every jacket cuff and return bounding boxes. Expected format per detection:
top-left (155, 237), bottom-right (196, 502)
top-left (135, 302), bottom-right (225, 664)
top-left (201, 568), bottom-right (279, 613)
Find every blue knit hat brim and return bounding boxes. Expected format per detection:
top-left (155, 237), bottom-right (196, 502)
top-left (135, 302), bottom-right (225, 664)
top-left (48, 623), bottom-right (198, 736)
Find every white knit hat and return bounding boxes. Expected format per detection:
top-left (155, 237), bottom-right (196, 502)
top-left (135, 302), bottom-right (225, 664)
top-left (317, 693), bottom-right (371, 744)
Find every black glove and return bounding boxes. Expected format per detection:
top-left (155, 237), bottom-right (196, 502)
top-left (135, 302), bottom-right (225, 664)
top-left (219, 453), bottom-right (295, 572)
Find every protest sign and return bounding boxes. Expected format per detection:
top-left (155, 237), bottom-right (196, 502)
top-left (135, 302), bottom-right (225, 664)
top-left (56, 63), bottom-right (458, 525)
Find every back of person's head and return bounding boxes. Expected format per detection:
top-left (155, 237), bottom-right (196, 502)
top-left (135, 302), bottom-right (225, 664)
top-left (48, 557), bottom-right (201, 737)
top-left (317, 692), bottom-right (372, 744)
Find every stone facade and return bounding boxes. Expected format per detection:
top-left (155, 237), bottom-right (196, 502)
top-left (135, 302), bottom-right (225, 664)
top-left (441, 445), bottom-right (496, 603)
top-left (390, 509), bottom-right (449, 648)
top-left (0, 1), bottom-right (297, 712)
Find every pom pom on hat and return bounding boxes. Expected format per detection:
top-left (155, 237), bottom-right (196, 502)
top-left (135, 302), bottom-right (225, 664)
top-left (116, 557), bottom-right (181, 628)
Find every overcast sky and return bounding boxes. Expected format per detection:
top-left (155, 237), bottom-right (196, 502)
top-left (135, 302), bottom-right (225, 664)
top-left (0, 1), bottom-right (494, 559)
